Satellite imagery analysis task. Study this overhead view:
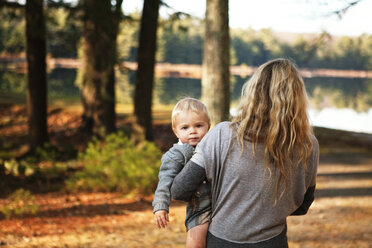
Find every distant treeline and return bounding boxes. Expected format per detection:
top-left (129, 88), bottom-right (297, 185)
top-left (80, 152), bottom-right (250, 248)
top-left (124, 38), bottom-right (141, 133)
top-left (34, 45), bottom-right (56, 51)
top-left (1, 8), bottom-right (371, 70)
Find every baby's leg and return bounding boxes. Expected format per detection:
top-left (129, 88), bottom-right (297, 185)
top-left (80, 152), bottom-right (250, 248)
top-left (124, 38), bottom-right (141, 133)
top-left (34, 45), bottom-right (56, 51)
top-left (186, 222), bottom-right (209, 248)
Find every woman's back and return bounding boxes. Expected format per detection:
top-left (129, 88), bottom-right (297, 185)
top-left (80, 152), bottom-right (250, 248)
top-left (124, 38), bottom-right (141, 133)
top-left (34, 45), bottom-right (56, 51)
top-left (191, 122), bottom-right (319, 243)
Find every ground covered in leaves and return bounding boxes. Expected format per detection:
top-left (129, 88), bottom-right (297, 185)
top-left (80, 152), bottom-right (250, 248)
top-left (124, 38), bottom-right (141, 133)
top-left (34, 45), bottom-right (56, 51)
top-left (0, 104), bottom-right (372, 247)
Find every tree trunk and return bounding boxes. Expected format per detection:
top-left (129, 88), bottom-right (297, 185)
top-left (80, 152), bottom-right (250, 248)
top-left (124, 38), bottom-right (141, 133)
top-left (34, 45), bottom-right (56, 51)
top-left (202, 0), bottom-right (230, 126)
top-left (133, 0), bottom-right (161, 141)
top-left (81, 0), bottom-right (122, 137)
top-left (25, 0), bottom-right (49, 151)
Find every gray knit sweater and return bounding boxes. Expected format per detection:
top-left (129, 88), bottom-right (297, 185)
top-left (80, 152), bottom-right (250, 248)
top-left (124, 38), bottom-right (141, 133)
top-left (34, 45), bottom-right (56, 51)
top-left (171, 121), bottom-right (319, 244)
top-left (152, 143), bottom-right (194, 213)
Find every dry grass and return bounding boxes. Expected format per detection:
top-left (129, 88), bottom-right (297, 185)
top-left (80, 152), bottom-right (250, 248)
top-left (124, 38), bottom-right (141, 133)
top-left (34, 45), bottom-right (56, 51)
top-left (1, 153), bottom-right (371, 248)
top-left (1, 104), bottom-right (372, 247)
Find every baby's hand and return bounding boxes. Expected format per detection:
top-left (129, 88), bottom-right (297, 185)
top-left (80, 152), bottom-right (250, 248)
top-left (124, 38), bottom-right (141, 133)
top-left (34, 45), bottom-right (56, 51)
top-left (154, 210), bottom-right (169, 229)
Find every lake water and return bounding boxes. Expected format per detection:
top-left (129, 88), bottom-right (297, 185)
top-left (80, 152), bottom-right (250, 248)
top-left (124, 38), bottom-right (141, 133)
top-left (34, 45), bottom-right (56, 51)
top-left (1, 68), bottom-right (372, 134)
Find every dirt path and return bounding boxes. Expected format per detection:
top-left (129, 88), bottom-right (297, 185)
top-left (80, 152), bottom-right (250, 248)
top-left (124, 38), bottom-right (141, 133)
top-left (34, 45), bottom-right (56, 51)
top-left (1, 105), bottom-right (372, 247)
top-left (1, 152), bottom-right (371, 248)
top-left (287, 153), bottom-right (372, 248)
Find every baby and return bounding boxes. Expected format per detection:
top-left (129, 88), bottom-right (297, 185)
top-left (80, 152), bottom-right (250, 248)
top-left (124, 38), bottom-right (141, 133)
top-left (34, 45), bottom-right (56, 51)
top-left (152, 98), bottom-right (212, 248)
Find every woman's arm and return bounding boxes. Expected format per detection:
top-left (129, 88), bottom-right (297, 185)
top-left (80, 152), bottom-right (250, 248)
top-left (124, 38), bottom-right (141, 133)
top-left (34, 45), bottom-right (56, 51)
top-left (152, 144), bottom-right (194, 213)
top-left (170, 161), bottom-right (207, 202)
top-left (292, 136), bottom-right (319, 215)
top-left (291, 185), bottom-right (315, 215)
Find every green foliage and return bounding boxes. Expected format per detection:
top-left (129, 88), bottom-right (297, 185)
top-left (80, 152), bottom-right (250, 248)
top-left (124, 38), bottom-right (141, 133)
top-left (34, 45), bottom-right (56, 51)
top-left (66, 132), bottom-right (162, 194)
top-left (4, 159), bottom-right (35, 177)
top-left (117, 11), bottom-right (140, 62)
top-left (0, 71), bottom-right (27, 96)
top-left (161, 28), bottom-right (203, 64)
top-left (2, 5), bottom-right (372, 71)
top-left (47, 68), bottom-right (80, 99)
top-left (116, 70), bottom-right (135, 104)
top-left (2, 143), bottom-right (71, 186)
top-left (287, 36), bottom-right (318, 66)
top-left (3, 143), bottom-right (56, 177)
top-left (0, 68), bottom-right (80, 101)
top-left (18, 143), bottom-right (60, 167)
top-left (0, 9), bottom-right (25, 54)
top-left (0, 189), bottom-right (40, 219)
top-left (46, 8), bottom-right (82, 58)
top-left (230, 29), bottom-right (270, 66)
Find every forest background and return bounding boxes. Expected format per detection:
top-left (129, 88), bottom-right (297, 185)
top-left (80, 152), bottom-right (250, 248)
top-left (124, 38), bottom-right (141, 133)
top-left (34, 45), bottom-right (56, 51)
top-left (0, 0), bottom-right (372, 247)
top-left (2, 4), bottom-right (372, 69)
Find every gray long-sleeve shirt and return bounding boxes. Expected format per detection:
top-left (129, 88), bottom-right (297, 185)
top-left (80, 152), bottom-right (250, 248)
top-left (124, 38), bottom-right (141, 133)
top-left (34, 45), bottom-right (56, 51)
top-left (171, 122), bottom-right (319, 244)
top-left (152, 143), bottom-right (194, 213)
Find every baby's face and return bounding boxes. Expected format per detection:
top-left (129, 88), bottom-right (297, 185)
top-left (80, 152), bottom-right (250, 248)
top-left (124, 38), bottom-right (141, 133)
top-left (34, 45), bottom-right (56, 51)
top-left (173, 110), bottom-right (209, 146)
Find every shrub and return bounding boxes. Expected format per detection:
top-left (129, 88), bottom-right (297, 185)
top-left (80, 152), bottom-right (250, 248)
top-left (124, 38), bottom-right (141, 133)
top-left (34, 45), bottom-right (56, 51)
top-left (2, 144), bottom-right (70, 191)
top-left (66, 132), bottom-right (162, 194)
top-left (3, 159), bottom-right (35, 177)
top-left (3, 143), bottom-right (66, 178)
top-left (1, 189), bottom-right (39, 219)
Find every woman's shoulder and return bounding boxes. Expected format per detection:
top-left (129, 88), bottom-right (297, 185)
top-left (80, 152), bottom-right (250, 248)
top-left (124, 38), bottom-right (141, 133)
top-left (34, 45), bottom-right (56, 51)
top-left (203, 122), bottom-right (237, 145)
top-left (208, 121), bottom-right (233, 135)
top-left (310, 134), bottom-right (319, 150)
top-left (214, 121), bottom-right (232, 130)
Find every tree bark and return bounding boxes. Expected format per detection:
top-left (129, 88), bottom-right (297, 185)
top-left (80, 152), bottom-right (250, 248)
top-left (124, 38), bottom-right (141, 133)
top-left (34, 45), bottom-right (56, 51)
top-left (26, 0), bottom-right (49, 151)
top-left (133, 0), bottom-right (161, 141)
top-left (202, 0), bottom-right (230, 126)
top-left (81, 0), bottom-right (122, 137)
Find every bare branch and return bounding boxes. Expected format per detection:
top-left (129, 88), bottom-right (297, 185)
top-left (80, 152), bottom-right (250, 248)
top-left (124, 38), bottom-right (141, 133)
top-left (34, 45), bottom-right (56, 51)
top-left (333, 0), bottom-right (363, 19)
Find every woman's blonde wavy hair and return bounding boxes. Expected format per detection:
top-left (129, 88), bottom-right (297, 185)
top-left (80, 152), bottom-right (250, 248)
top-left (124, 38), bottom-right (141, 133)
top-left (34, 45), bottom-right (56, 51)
top-left (231, 58), bottom-right (313, 203)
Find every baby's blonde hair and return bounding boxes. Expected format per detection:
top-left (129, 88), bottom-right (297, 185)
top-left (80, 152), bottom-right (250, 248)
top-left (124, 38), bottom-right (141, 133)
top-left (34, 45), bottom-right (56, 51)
top-left (231, 58), bottom-right (313, 202)
top-left (172, 98), bottom-right (211, 129)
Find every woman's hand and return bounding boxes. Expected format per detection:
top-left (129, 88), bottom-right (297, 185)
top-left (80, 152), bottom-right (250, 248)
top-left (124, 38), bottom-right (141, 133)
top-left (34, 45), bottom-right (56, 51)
top-left (154, 210), bottom-right (169, 229)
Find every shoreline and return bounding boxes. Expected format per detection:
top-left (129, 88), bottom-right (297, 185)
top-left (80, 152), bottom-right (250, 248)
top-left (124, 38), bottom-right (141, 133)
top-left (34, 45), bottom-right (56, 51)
top-left (1, 56), bottom-right (372, 79)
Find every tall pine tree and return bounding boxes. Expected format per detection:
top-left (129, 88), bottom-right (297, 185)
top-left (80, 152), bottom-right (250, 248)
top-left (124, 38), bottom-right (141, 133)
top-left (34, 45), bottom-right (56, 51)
top-left (81, 0), bottom-right (123, 137)
top-left (201, 0), bottom-right (230, 126)
top-left (133, 0), bottom-right (161, 141)
top-left (26, 0), bottom-right (49, 151)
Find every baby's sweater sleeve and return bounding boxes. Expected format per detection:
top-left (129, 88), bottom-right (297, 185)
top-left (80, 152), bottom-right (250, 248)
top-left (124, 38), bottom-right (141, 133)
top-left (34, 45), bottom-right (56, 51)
top-left (152, 143), bottom-right (194, 213)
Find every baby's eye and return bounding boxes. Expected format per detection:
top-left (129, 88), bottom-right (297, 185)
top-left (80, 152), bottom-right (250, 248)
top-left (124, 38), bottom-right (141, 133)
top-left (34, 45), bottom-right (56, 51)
top-left (196, 124), bottom-right (203, 128)
top-left (181, 126), bottom-right (188, 130)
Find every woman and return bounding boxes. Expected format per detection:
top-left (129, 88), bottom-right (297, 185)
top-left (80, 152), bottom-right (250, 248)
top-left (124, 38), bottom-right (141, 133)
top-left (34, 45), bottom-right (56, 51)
top-left (171, 58), bottom-right (319, 247)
